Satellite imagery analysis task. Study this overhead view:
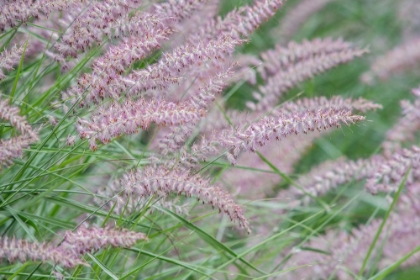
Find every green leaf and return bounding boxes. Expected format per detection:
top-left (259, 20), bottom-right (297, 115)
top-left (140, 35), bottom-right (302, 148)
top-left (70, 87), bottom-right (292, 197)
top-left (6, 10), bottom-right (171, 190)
top-left (88, 253), bottom-right (119, 280)
top-left (129, 248), bottom-right (215, 279)
top-left (369, 245), bottom-right (420, 280)
top-left (157, 206), bottom-right (264, 275)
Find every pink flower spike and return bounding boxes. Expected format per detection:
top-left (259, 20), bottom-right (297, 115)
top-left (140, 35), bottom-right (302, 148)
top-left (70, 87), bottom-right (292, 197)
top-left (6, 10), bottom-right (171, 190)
top-left (106, 165), bottom-right (251, 233)
top-left (0, 0), bottom-right (83, 32)
top-left (251, 45), bottom-right (368, 111)
top-left (189, 0), bottom-right (285, 43)
top-left (361, 36), bottom-right (420, 83)
top-left (275, 0), bottom-right (335, 42)
top-left (366, 146), bottom-right (420, 194)
top-left (59, 226), bottom-right (148, 255)
top-left (76, 98), bottom-right (205, 149)
top-left (0, 236), bottom-right (86, 268)
top-left (0, 45), bottom-right (25, 80)
top-left (0, 98), bottom-right (39, 168)
top-left (190, 107), bottom-right (366, 165)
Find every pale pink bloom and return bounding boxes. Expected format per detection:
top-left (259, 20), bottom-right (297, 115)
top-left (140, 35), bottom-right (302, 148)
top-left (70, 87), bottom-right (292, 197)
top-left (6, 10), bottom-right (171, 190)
top-left (155, 125), bottom-right (195, 156)
top-left (59, 226), bottom-right (148, 255)
top-left (189, 95), bottom-right (374, 167)
top-left (0, 98), bottom-right (38, 168)
top-left (66, 35), bottom-right (240, 107)
top-left (274, 96), bottom-right (382, 116)
top-left (283, 207), bottom-right (420, 279)
top-left (168, 0), bottom-right (221, 47)
top-left (103, 165), bottom-right (251, 233)
top-left (275, 0), bottom-right (335, 41)
top-left (55, 0), bottom-right (142, 57)
top-left (222, 133), bottom-right (320, 199)
top-left (0, 0), bottom-right (83, 32)
top-left (277, 156), bottom-right (384, 207)
top-left (383, 88), bottom-right (420, 156)
top-left (366, 145), bottom-right (420, 194)
top-left (48, 115), bottom-right (57, 126)
top-left (0, 99), bottom-right (36, 136)
top-left (189, 0), bottom-right (285, 43)
top-left (361, 37), bottom-right (420, 83)
top-left (63, 27), bottom-right (172, 106)
top-left (251, 46), bottom-right (368, 111)
top-left (66, 136), bottom-right (76, 146)
top-left (0, 45), bottom-right (25, 80)
top-left (191, 107), bottom-right (365, 165)
top-left (116, 36), bottom-right (241, 99)
top-left (150, 0), bottom-right (210, 23)
top-left (62, 0), bottom-right (213, 107)
top-left (77, 98), bottom-right (205, 150)
top-left (258, 38), bottom-right (353, 79)
top-left (0, 236), bottom-right (86, 268)
top-left (398, 0), bottom-right (420, 41)
top-left (187, 67), bottom-right (235, 109)
top-left (153, 67), bottom-right (235, 156)
top-left (0, 226), bottom-right (147, 269)
top-left (0, 135), bottom-right (38, 167)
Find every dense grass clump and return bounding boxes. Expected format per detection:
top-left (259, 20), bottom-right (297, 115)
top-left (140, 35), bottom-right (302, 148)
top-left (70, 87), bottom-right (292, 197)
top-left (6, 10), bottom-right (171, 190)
top-left (1, 0), bottom-right (420, 279)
